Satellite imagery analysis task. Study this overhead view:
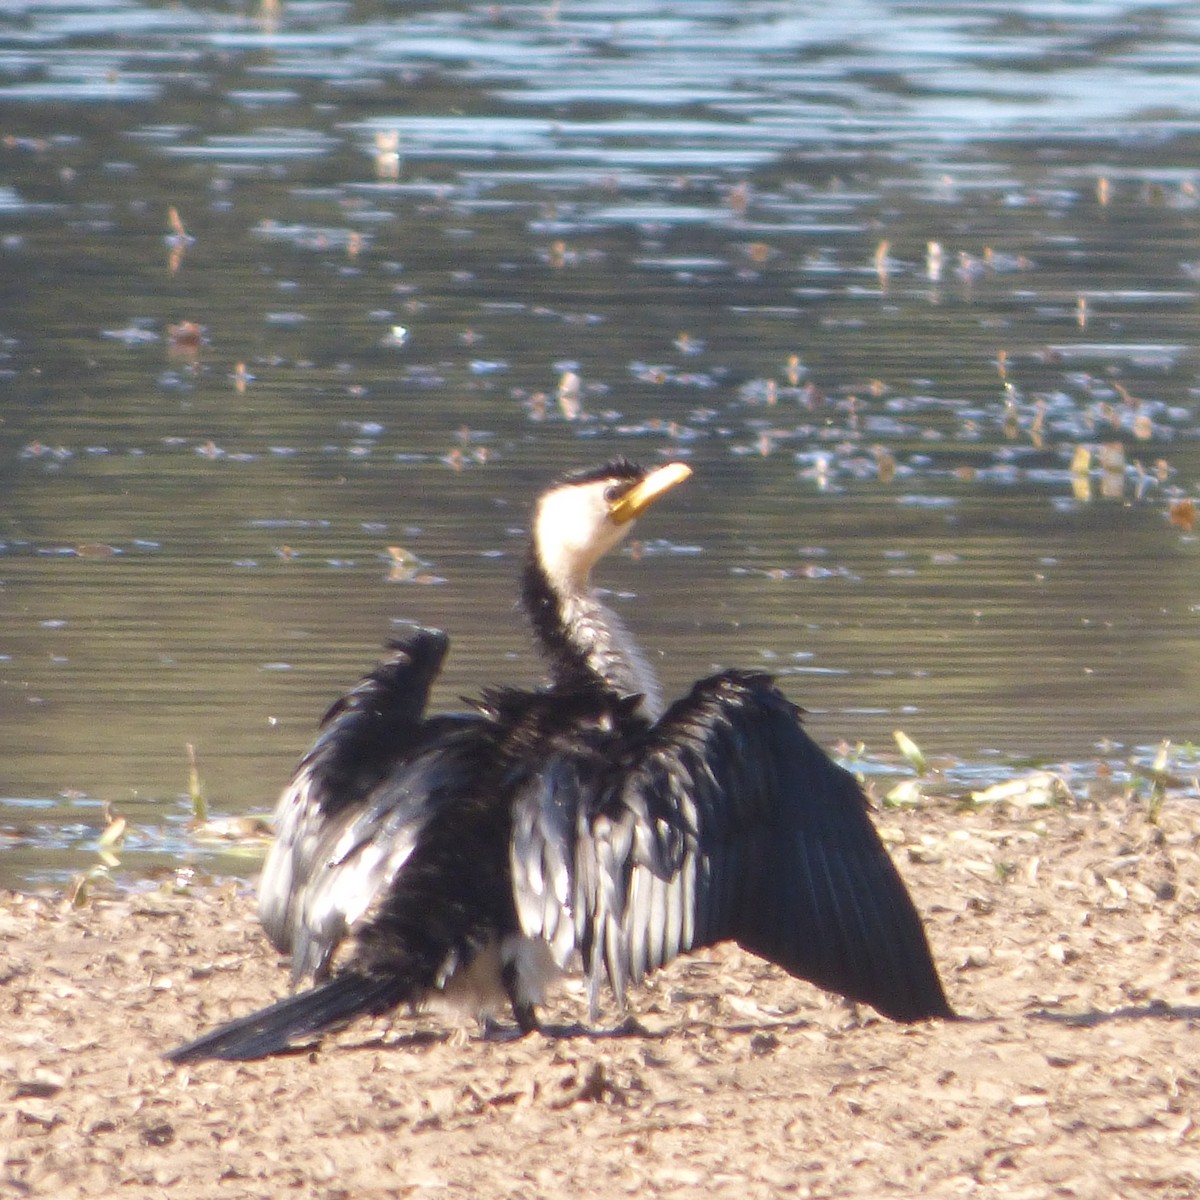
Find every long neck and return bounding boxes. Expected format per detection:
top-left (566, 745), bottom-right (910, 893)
top-left (521, 550), bottom-right (664, 719)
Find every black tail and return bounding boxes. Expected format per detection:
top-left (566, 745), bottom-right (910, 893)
top-left (165, 972), bottom-right (406, 1063)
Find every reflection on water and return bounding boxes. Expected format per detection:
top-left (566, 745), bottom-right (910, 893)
top-left (1, 0), bottom-right (1198, 889)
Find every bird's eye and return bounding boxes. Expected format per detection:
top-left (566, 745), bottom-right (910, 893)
top-left (604, 484), bottom-right (623, 502)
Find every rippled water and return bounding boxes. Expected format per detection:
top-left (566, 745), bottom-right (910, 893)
top-left (1, 1), bottom-right (1198, 889)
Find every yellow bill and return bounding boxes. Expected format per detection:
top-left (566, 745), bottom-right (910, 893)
top-left (607, 462), bottom-right (693, 524)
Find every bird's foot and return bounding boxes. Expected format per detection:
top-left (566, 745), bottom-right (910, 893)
top-left (479, 1016), bottom-right (534, 1043)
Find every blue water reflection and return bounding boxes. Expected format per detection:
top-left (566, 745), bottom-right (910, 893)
top-left (0, 0), bottom-right (1197, 889)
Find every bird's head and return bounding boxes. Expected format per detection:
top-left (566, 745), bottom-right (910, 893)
top-left (531, 460), bottom-right (692, 591)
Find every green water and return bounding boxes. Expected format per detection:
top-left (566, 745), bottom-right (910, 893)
top-left (1, 0), bottom-right (1198, 888)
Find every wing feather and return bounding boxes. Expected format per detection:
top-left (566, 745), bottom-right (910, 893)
top-left (288, 752), bottom-right (453, 980)
top-left (255, 629), bottom-right (495, 983)
top-left (511, 761), bottom-right (583, 969)
top-left (512, 671), bottom-right (951, 1023)
top-left (627, 866), bottom-right (650, 988)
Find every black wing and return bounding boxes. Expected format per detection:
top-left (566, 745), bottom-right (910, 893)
top-left (169, 714), bottom-right (521, 1064)
top-left (170, 676), bottom-right (523, 1064)
top-left (512, 671), bottom-right (952, 1023)
top-left (257, 627), bottom-right (451, 977)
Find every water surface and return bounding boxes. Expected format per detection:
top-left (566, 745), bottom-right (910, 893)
top-left (1, 0), bottom-right (1198, 889)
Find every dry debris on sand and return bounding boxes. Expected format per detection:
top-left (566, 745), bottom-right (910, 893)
top-left (5, 792), bottom-right (1200, 1199)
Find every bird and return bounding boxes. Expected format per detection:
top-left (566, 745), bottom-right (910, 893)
top-left (166, 460), bottom-right (952, 1063)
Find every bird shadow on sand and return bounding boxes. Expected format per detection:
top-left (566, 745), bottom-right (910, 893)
top-left (1028, 1001), bottom-right (1200, 1028)
top-left (338, 1016), bottom-right (676, 1054)
top-left (329, 1011), bottom-right (937, 1056)
top-left (321, 1012), bottom-right (830, 1057)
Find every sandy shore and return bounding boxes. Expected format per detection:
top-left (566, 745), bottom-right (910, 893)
top-left (4, 785), bottom-right (1200, 1199)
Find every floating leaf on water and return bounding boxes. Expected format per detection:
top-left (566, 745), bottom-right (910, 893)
top-left (873, 239), bottom-right (890, 280)
top-left (872, 447), bottom-right (896, 483)
top-left (557, 370), bottom-right (581, 420)
top-left (1030, 399), bottom-right (1046, 437)
top-left (893, 729), bottom-right (927, 775)
top-left (167, 321), bottom-right (204, 356)
top-left (548, 239), bottom-right (571, 269)
top-left (1002, 396), bottom-right (1019, 439)
top-left (926, 241), bottom-right (943, 281)
top-left (373, 129), bottom-right (401, 180)
top-left (387, 547), bottom-right (417, 581)
top-left (166, 206), bottom-right (191, 272)
top-left (1167, 497), bottom-right (1197, 531)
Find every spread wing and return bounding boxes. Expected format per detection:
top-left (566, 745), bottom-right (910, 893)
top-left (257, 627), bottom-right (453, 977)
top-left (512, 671), bottom-right (952, 1023)
top-left (280, 733), bottom-right (490, 983)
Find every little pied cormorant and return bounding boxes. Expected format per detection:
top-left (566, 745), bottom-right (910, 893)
top-left (167, 460), bottom-right (952, 1062)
